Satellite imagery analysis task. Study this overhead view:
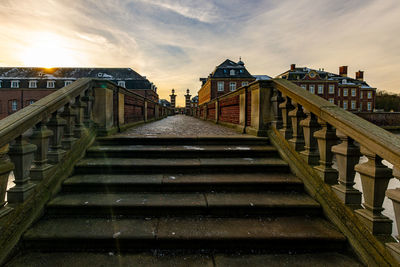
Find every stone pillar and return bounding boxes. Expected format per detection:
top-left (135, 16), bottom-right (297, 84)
top-left (300, 110), bottom-right (320, 165)
top-left (170, 89), bottom-right (176, 109)
top-left (0, 145), bottom-right (14, 217)
top-left (271, 88), bottom-right (283, 129)
top-left (82, 89), bottom-right (94, 127)
top-left (250, 85), bottom-right (273, 137)
top-left (314, 119), bottom-right (339, 184)
top-left (288, 101), bottom-right (305, 151)
top-left (386, 166), bottom-right (400, 261)
top-left (279, 95), bottom-right (293, 140)
top-left (73, 95), bottom-right (86, 138)
top-left (155, 104), bottom-right (160, 120)
top-left (92, 87), bottom-right (114, 136)
top-left (30, 121), bottom-right (53, 181)
top-left (118, 93), bottom-right (125, 125)
top-left (47, 111), bottom-right (66, 164)
top-left (355, 147), bottom-right (392, 235)
top-left (7, 136), bottom-right (37, 203)
top-left (144, 101), bottom-right (148, 122)
top-left (215, 100), bottom-right (219, 123)
top-left (331, 131), bottom-right (362, 209)
top-left (61, 103), bottom-right (77, 149)
top-left (239, 90), bottom-right (247, 130)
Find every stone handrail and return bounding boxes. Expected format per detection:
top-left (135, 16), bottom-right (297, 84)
top-left (192, 78), bottom-right (400, 265)
top-left (0, 78), bottom-right (171, 263)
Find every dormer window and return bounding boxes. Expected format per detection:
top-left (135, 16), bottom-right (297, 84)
top-left (97, 73), bottom-right (103, 77)
top-left (29, 80), bottom-right (37, 88)
top-left (342, 79), bottom-right (347, 84)
top-left (118, 81), bottom-right (126, 88)
top-left (230, 70), bottom-right (235, 76)
top-left (47, 80), bottom-right (55, 88)
top-left (11, 80), bottom-right (20, 88)
top-left (64, 81), bottom-right (73, 87)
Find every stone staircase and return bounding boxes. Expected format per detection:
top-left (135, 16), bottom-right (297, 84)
top-left (6, 136), bottom-right (361, 266)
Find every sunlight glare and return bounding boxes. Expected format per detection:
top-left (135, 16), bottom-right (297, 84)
top-left (20, 32), bottom-right (79, 68)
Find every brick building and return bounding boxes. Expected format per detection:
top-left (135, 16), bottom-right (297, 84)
top-left (0, 67), bottom-right (158, 119)
top-left (277, 64), bottom-right (376, 112)
top-left (198, 59), bottom-right (256, 105)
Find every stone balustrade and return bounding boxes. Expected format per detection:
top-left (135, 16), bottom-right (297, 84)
top-left (0, 78), bottom-right (171, 263)
top-left (193, 78), bottom-right (400, 264)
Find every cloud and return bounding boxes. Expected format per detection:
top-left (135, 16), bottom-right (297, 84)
top-left (0, 0), bottom-right (399, 105)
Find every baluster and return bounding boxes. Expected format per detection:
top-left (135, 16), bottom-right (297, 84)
top-left (288, 101), bottom-right (305, 151)
top-left (7, 136), bottom-right (36, 203)
top-left (279, 95), bottom-right (293, 139)
top-left (386, 166), bottom-right (400, 260)
top-left (300, 110), bottom-right (320, 165)
top-left (30, 120), bottom-right (53, 181)
top-left (355, 147), bottom-right (392, 235)
top-left (47, 111), bottom-right (66, 164)
top-left (331, 131), bottom-right (362, 209)
top-left (61, 103), bottom-right (77, 150)
top-left (0, 144), bottom-right (14, 216)
top-left (314, 119), bottom-right (339, 184)
top-left (82, 89), bottom-right (94, 127)
top-left (73, 95), bottom-right (86, 138)
top-left (271, 88), bottom-right (283, 129)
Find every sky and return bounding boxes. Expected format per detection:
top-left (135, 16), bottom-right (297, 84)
top-left (0, 0), bottom-right (399, 106)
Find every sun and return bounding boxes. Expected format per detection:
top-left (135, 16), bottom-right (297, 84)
top-left (20, 32), bottom-right (79, 68)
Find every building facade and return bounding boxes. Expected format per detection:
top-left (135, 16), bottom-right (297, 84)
top-left (0, 67), bottom-right (158, 119)
top-left (277, 64), bottom-right (376, 112)
top-left (198, 59), bottom-right (256, 105)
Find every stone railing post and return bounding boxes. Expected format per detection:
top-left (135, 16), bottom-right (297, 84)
top-left (7, 136), bottom-right (37, 203)
top-left (271, 88), bottom-right (283, 129)
top-left (155, 104), bottom-right (160, 120)
top-left (203, 105), bottom-right (207, 120)
top-left (331, 131), bottom-right (362, 209)
top-left (0, 144), bottom-right (14, 217)
top-left (386, 166), bottom-right (400, 260)
top-left (215, 99), bottom-right (219, 123)
top-left (30, 120), bottom-right (53, 181)
top-left (250, 84), bottom-right (273, 136)
top-left (144, 101), bottom-right (148, 122)
top-left (92, 86), bottom-right (114, 136)
top-left (355, 147), bottom-right (392, 235)
top-left (47, 111), bottom-right (66, 164)
top-left (239, 90), bottom-right (247, 131)
top-left (73, 95), bottom-right (86, 138)
top-left (82, 89), bottom-right (94, 127)
top-left (279, 95), bottom-right (293, 139)
top-left (314, 119), bottom-right (339, 184)
top-left (118, 92), bottom-right (125, 126)
top-left (288, 101), bottom-right (305, 151)
top-left (300, 110), bottom-right (320, 165)
top-left (61, 103), bottom-right (77, 149)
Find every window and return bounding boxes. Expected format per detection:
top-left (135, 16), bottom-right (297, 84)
top-left (351, 101), bottom-right (356, 110)
top-left (329, 98), bottom-right (334, 103)
top-left (367, 102), bottom-right (372, 110)
top-left (64, 81), bottom-right (73, 87)
top-left (351, 89), bottom-right (356, 97)
top-left (229, 82), bottom-right (236, 91)
top-left (0, 80), bottom-right (2, 88)
top-left (29, 80), bottom-right (37, 88)
top-left (239, 69), bottom-right (243, 73)
top-left (343, 88), bottom-right (348, 96)
top-left (301, 84), bottom-right (306, 89)
top-left (343, 101), bottom-right (348, 110)
top-left (11, 100), bottom-right (18, 111)
top-left (309, 85), bottom-right (315, 94)
top-left (47, 81), bottom-right (55, 88)
top-left (329, 85), bottom-right (335, 94)
top-left (11, 80), bottom-right (20, 88)
top-left (230, 70), bottom-right (235, 76)
top-left (368, 91), bottom-right (372, 99)
top-left (318, 84), bottom-right (324, 94)
top-left (217, 82), bottom-right (224, 91)
top-left (28, 99), bottom-right (35, 105)
top-left (241, 81), bottom-right (249, 87)
top-left (118, 81), bottom-right (126, 88)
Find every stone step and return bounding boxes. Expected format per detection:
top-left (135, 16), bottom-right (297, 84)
top-left (86, 145), bottom-right (279, 158)
top-left (6, 251), bottom-right (362, 266)
top-left (95, 136), bottom-right (270, 146)
top-left (46, 191), bottom-right (320, 216)
top-left (23, 216), bottom-right (346, 251)
top-left (74, 158), bottom-right (290, 174)
top-left (62, 173), bottom-right (304, 193)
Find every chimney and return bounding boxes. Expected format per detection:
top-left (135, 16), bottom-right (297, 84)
top-left (356, 70), bottom-right (364, 81)
top-left (290, 64), bottom-right (296, 71)
top-left (339, 66), bottom-right (348, 77)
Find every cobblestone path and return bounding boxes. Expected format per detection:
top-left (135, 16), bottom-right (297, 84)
top-left (120, 115), bottom-right (246, 136)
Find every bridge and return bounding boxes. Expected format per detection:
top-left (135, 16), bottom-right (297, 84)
top-left (0, 78), bottom-right (399, 266)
